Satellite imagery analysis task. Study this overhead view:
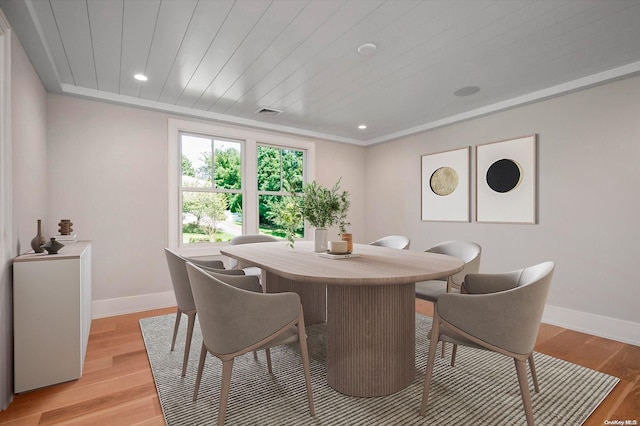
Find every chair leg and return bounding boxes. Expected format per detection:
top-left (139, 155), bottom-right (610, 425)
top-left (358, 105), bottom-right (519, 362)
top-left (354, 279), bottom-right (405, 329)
top-left (297, 312), bottom-right (315, 416)
top-left (515, 358), bottom-right (536, 426)
top-left (528, 353), bottom-right (540, 393)
top-left (450, 344), bottom-right (458, 367)
top-left (171, 308), bottom-right (182, 351)
top-left (440, 279), bottom-right (454, 359)
top-left (193, 344), bottom-right (207, 402)
top-left (420, 315), bottom-right (441, 416)
top-left (218, 359), bottom-right (234, 426)
top-left (265, 348), bottom-right (273, 374)
top-left (182, 312), bottom-right (196, 377)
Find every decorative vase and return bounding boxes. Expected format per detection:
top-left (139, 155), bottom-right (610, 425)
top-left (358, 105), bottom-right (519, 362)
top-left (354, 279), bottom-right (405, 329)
top-left (41, 237), bottom-right (64, 255)
top-left (58, 219), bottom-right (73, 235)
top-left (314, 227), bottom-right (328, 252)
top-left (30, 219), bottom-right (46, 253)
top-left (341, 233), bottom-right (353, 252)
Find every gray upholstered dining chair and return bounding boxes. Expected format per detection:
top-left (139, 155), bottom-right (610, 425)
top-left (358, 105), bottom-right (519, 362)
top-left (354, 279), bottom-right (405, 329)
top-left (415, 241), bottom-right (481, 302)
top-left (420, 261), bottom-right (555, 426)
top-left (228, 234), bottom-right (278, 277)
top-left (164, 248), bottom-right (233, 376)
top-left (416, 241), bottom-right (481, 357)
top-left (185, 263), bottom-right (315, 426)
top-left (200, 269), bottom-right (265, 361)
top-left (368, 235), bottom-right (411, 250)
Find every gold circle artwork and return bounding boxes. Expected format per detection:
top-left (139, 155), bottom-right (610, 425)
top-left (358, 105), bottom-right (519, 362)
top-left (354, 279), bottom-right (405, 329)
top-left (430, 167), bottom-right (459, 196)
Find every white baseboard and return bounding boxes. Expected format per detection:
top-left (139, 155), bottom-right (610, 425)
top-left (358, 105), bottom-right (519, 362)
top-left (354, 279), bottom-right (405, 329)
top-left (543, 304), bottom-right (640, 347)
top-left (92, 291), bottom-right (176, 319)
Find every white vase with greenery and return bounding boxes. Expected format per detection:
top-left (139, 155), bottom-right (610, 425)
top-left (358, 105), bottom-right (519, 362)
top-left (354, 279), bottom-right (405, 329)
top-left (300, 179), bottom-right (350, 252)
top-left (313, 227), bottom-right (329, 252)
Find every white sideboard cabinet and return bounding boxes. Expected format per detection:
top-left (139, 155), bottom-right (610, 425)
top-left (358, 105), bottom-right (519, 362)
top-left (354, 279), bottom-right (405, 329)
top-left (13, 241), bottom-right (92, 392)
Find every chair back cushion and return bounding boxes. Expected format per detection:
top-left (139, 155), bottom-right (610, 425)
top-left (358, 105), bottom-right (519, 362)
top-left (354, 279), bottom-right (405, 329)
top-left (228, 234), bottom-right (278, 268)
top-left (438, 261), bottom-right (555, 355)
top-left (426, 241), bottom-right (481, 284)
top-left (230, 234), bottom-right (278, 245)
top-left (164, 248), bottom-right (195, 312)
top-left (204, 269), bottom-right (262, 292)
top-left (186, 263), bottom-right (300, 355)
top-left (198, 265), bottom-right (246, 276)
top-left (462, 270), bottom-right (521, 294)
top-left (369, 235), bottom-right (411, 250)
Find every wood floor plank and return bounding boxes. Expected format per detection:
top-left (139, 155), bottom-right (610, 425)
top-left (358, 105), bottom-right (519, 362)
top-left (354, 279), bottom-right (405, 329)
top-left (534, 323), bottom-right (565, 346)
top-left (1, 371), bottom-right (155, 423)
top-left (614, 380), bottom-right (640, 420)
top-left (7, 351), bottom-right (153, 406)
top-left (129, 416), bottom-right (166, 426)
top-left (0, 412), bottom-right (41, 425)
top-left (82, 356), bottom-right (114, 375)
top-left (536, 329), bottom-right (625, 371)
top-left (41, 389), bottom-right (158, 425)
top-left (599, 343), bottom-right (640, 382)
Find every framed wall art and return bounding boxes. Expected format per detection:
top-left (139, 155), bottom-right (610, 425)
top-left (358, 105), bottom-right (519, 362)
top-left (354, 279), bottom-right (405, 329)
top-left (476, 135), bottom-right (537, 223)
top-left (421, 147), bottom-right (470, 222)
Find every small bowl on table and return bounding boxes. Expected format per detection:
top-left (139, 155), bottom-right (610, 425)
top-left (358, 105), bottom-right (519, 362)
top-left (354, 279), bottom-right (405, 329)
top-left (327, 241), bottom-right (349, 254)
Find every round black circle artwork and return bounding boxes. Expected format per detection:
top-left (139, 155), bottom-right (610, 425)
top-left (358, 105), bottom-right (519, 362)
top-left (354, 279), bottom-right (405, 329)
top-left (486, 159), bottom-right (522, 193)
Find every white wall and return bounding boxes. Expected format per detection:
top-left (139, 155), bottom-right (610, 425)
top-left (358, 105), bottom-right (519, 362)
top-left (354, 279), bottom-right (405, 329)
top-left (45, 94), bottom-right (366, 315)
top-left (11, 24), bottom-right (47, 251)
top-left (47, 95), bottom-right (171, 305)
top-left (315, 138), bottom-right (367, 243)
top-left (365, 75), bottom-right (640, 345)
top-left (2, 14), bottom-right (48, 409)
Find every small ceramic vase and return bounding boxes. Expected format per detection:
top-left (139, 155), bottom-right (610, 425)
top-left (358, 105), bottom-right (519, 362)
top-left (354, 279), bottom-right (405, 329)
top-left (41, 237), bottom-right (65, 255)
top-left (314, 228), bottom-right (328, 252)
top-left (30, 219), bottom-right (46, 253)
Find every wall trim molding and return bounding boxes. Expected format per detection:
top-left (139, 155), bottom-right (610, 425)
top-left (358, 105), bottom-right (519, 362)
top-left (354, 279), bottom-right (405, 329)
top-left (91, 291), bottom-right (176, 319)
top-left (93, 292), bottom-right (640, 347)
top-left (543, 304), bottom-right (640, 347)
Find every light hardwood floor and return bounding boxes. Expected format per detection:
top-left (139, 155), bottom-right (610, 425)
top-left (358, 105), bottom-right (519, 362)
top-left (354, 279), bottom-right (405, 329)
top-left (0, 301), bottom-right (638, 425)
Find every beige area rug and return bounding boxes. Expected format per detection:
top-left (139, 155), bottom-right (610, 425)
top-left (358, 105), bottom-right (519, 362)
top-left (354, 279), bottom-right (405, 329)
top-left (140, 314), bottom-right (618, 425)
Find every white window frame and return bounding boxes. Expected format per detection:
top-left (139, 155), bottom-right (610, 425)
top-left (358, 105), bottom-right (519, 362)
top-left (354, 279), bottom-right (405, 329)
top-left (257, 141), bottom-right (307, 222)
top-left (168, 118), bottom-right (316, 256)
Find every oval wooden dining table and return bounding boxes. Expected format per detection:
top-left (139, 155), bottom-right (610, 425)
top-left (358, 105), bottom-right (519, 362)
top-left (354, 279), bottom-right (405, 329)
top-left (220, 241), bottom-right (463, 397)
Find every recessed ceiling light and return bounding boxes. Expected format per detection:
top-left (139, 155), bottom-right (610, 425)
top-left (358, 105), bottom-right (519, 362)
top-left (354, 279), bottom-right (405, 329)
top-left (454, 86), bottom-right (480, 96)
top-left (358, 124), bottom-right (367, 130)
top-left (357, 43), bottom-right (377, 55)
top-left (134, 73), bottom-right (148, 81)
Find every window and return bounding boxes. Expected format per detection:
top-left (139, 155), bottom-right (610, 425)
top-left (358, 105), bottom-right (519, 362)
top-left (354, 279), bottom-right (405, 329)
top-left (257, 145), bottom-right (305, 240)
top-left (180, 133), bottom-right (243, 245)
top-left (168, 119), bottom-right (315, 255)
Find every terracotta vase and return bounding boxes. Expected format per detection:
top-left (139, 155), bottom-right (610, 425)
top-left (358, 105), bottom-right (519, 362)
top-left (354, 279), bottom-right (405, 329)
top-left (30, 219), bottom-right (46, 253)
top-left (340, 233), bottom-right (353, 252)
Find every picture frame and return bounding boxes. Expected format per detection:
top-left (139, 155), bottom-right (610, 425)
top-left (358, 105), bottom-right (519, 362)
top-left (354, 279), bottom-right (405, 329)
top-left (475, 135), bottom-right (537, 224)
top-left (421, 147), bottom-right (470, 222)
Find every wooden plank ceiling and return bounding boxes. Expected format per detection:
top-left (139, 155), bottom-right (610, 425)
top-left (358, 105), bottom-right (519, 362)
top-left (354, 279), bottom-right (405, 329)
top-left (3, 0), bottom-right (640, 144)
